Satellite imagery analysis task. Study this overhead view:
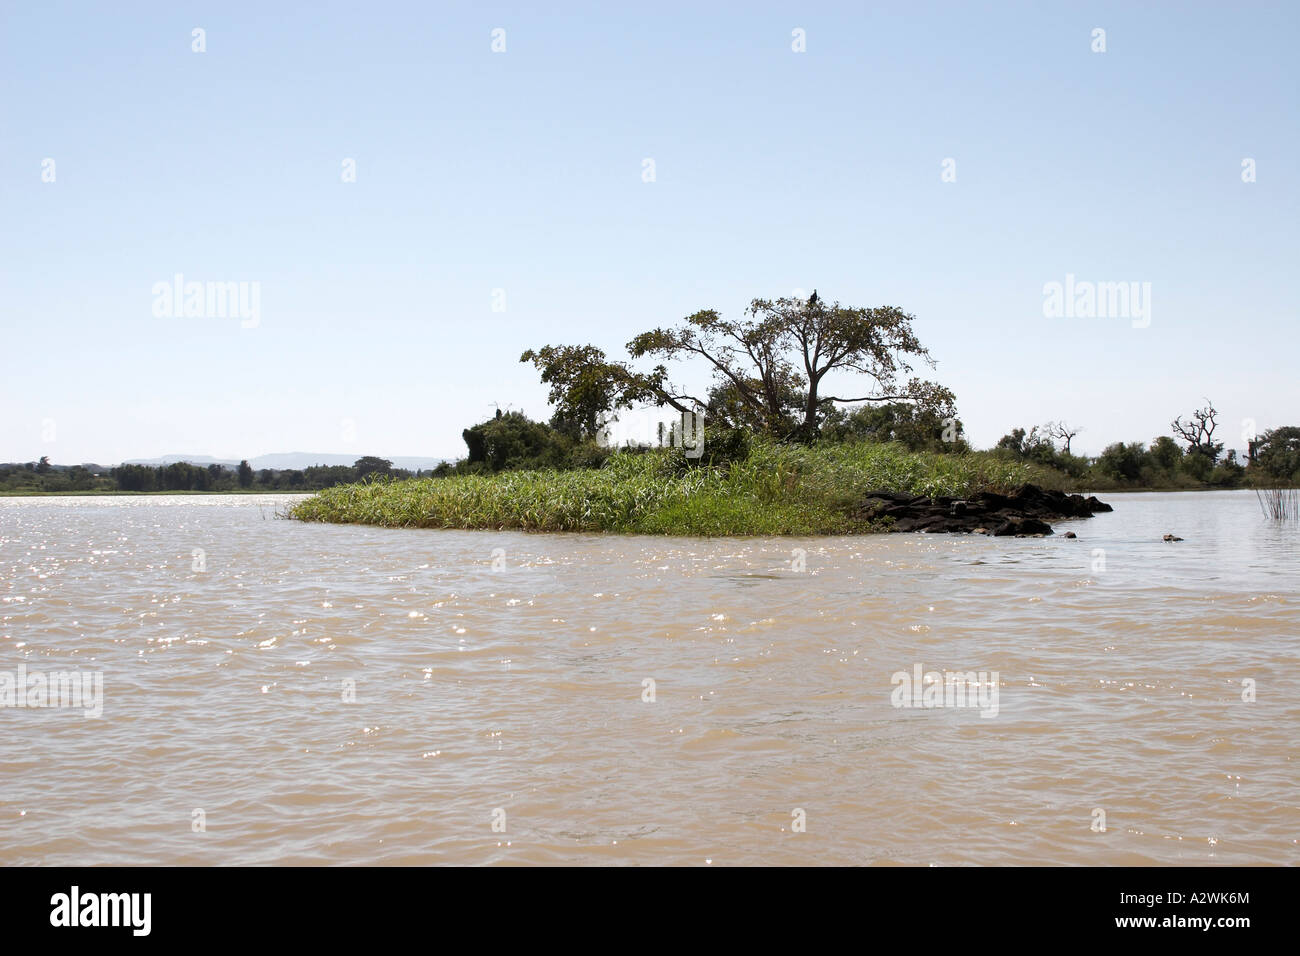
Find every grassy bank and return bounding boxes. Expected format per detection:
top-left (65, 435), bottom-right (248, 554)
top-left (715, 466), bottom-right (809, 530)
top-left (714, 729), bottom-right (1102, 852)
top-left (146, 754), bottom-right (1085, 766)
top-left (288, 440), bottom-right (1058, 535)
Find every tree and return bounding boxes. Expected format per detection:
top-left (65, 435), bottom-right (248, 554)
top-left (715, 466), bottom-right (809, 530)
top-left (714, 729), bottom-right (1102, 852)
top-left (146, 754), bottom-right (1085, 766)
top-left (162, 461), bottom-right (199, 490)
top-left (1096, 441), bottom-right (1147, 483)
top-left (237, 460), bottom-right (254, 488)
top-left (1046, 421), bottom-right (1082, 455)
top-left (518, 345), bottom-right (643, 440)
top-left (996, 428), bottom-right (1028, 455)
top-left (997, 425), bottom-right (1054, 459)
top-left (524, 290), bottom-right (945, 441)
top-left (354, 456), bottom-right (393, 479)
top-left (461, 411), bottom-right (567, 472)
top-left (823, 384), bottom-right (963, 452)
top-left (1172, 401), bottom-right (1223, 464)
top-left (1181, 448), bottom-right (1213, 481)
top-left (1252, 426), bottom-right (1300, 482)
top-left (1148, 435), bottom-right (1183, 473)
top-left (112, 463), bottom-right (157, 492)
top-left (892, 381), bottom-right (963, 451)
top-left (1211, 449), bottom-right (1246, 488)
top-left (704, 378), bottom-right (801, 433)
top-left (66, 465), bottom-right (93, 490)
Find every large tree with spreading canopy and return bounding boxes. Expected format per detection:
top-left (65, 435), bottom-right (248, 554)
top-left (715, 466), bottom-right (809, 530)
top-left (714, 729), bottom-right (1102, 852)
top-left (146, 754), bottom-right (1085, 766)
top-left (521, 291), bottom-right (952, 441)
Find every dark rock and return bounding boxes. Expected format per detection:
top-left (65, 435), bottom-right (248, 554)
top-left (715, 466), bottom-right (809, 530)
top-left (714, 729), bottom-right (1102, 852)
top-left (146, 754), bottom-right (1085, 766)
top-left (993, 517), bottom-right (1054, 537)
top-left (1063, 531), bottom-right (1077, 539)
top-left (860, 485), bottom-right (1111, 536)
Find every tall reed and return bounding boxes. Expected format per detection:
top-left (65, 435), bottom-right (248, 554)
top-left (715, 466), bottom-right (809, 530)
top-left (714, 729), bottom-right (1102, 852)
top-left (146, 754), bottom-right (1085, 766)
top-left (1256, 486), bottom-right (1300, 521)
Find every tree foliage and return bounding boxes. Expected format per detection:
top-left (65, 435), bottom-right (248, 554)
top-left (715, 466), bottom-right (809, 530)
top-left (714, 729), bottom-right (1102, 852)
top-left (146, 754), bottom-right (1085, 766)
top-left (1253, 426), bottom-right (1300, 482)
top-left (821, 384), bottom-right (964, 452)
top-left (459, 410), bottom-right (610, 474)
top-left (354, 456), bottom-right (393, 479)
top-left (523, 290), bottom-right (946, 442)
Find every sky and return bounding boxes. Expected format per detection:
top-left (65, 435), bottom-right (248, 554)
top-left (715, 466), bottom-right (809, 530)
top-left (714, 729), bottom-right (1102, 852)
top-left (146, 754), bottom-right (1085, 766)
top-left (2, 0), bottom-right (1296, 464)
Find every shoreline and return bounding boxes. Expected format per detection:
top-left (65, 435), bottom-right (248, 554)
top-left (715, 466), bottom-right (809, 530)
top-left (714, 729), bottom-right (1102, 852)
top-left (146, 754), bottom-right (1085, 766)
top-left (283, 442), bottom-right (1133, 536)
top-left (0, 487), bottom-right (1226, 497)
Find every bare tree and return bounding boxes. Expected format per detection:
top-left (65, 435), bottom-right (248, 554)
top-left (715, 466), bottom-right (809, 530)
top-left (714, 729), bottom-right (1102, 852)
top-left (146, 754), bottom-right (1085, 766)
top-left (1045, 421), bottom-right (1082, 455)
top-left (1171, 400), bottom-right (1223, 462)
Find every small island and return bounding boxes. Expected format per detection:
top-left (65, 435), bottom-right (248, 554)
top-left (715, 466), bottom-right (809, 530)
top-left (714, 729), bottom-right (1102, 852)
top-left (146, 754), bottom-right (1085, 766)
top-left (285, 291), bottom-right (1296, 535)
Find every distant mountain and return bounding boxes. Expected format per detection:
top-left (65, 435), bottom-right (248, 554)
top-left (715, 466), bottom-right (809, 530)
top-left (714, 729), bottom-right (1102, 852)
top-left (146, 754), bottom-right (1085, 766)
top-left (122, 453), bottom-right (453, 470)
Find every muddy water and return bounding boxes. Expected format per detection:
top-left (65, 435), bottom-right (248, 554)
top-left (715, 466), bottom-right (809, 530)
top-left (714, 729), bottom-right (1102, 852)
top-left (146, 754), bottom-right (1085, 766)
top-left (0, 491), bottom-right (1295, 865)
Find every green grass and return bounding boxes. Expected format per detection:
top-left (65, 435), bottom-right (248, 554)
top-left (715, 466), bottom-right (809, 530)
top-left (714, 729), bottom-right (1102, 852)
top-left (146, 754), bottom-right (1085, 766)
top-left (287, 440), bottom-right (1057, 536)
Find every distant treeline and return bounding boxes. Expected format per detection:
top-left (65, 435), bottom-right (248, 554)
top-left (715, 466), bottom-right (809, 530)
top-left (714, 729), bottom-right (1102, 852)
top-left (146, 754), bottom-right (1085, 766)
top-left (0, 456), bottom-right (430, 494)
top-left (437, 403), bottom-right (1300, 492)
top-left (5, 402), bottom-right (1297, 495)
top-left (988, 408), bottom-right (1300, 491)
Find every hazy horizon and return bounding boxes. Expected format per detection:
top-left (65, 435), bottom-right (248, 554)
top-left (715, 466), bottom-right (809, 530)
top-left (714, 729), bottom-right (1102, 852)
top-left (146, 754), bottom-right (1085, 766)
top-left (4, 1), bottom-right (1296, 463)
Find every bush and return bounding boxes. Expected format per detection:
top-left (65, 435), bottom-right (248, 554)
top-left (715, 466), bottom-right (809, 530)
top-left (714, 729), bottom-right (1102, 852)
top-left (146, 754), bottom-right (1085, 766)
top-left (1252, 426), bottom-right (1300, 483)
top-left (455, 410), bottom-right (606, 475)
top-left (696, 426), bottom-right (752, 467)
top-left (822, 400), bottom-right (966, 453)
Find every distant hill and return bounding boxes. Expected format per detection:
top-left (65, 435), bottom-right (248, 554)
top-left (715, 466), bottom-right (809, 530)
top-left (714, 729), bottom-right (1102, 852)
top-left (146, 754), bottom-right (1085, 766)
top-left (123, 452), bottom-right (453, 470)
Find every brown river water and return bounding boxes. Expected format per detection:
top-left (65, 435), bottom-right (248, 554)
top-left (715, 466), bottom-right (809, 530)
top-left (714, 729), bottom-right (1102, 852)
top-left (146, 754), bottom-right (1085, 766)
top-left (0, 490), bottom-right (1295, 866)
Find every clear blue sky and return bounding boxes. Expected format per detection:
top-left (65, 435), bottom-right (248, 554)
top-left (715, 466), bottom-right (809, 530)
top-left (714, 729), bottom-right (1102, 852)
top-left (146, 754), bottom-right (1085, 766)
top-left (2, 0), bottom-right (1296, 464)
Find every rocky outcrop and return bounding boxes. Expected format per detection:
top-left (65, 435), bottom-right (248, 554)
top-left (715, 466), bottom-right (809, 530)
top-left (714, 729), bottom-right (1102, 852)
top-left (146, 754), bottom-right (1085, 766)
top-left (856, 484), bottom-right (1112, 536)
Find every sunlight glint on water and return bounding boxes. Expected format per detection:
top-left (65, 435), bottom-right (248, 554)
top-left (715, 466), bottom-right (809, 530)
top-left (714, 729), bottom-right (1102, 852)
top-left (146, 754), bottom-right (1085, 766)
top-left (0, 491), bottom-right (1295, 865)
